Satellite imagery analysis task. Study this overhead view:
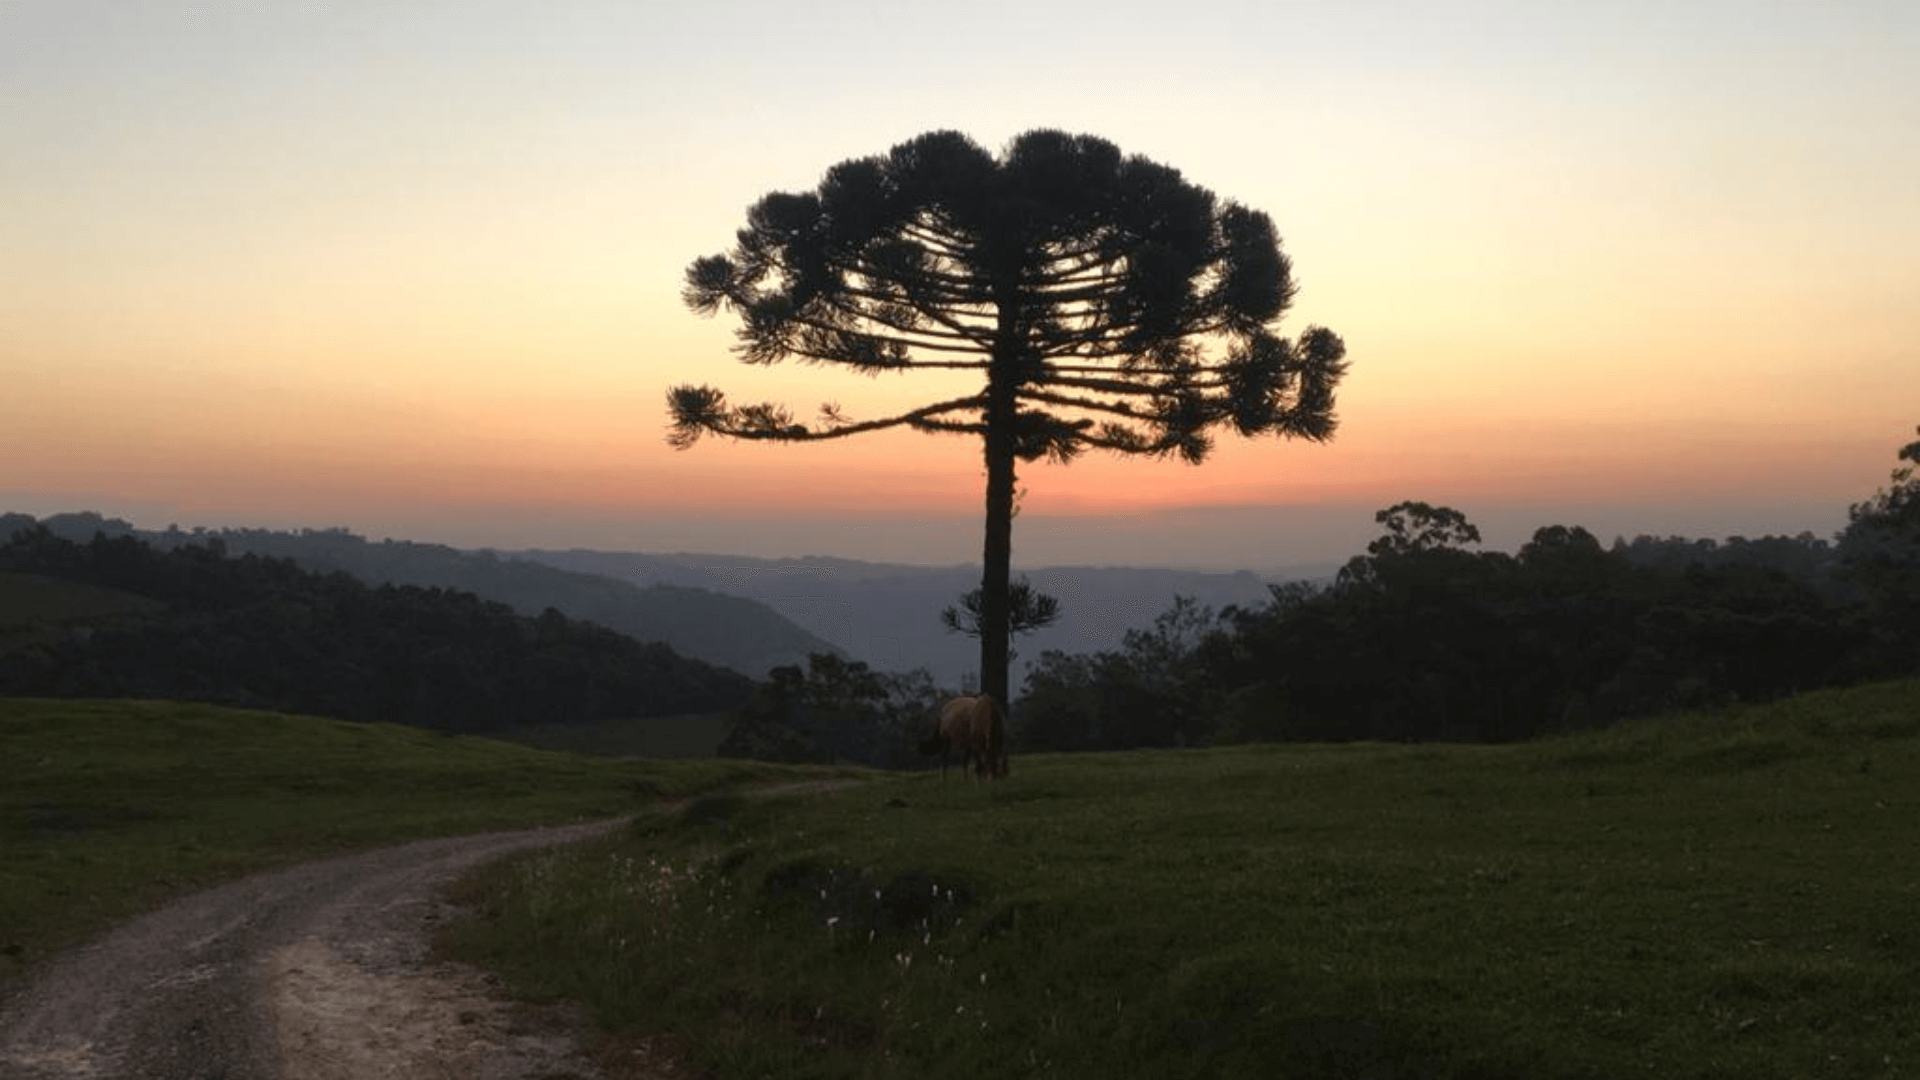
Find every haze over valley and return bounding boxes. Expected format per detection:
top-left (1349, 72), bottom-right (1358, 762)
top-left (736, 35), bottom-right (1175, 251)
top-left (5, 511), bottom-right (1301, 688)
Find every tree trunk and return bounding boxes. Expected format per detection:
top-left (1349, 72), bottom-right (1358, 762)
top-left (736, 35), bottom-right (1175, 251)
top-left (979, 383), bottom-right (1016, 707)
top-left (979, 267), bottom-right (1022, 709)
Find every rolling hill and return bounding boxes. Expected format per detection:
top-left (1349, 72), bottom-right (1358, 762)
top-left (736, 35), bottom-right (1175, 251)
top-left (514, 548), bottom-right (1287, 686)
top-left (8, 513), bottom-right (841, 680)
top-left (0, 526), bottom-right (759, 734)
top-left (451, 678), bottom-right (1920, 1079)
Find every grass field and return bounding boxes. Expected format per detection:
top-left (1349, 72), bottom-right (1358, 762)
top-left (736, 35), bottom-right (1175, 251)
top-left (444, 680), bottom-right (1920, 1080)
top-left (0, 698), bottom-right (867, 982)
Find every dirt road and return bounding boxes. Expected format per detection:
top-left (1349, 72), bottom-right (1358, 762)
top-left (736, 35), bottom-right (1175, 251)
top-left (0, 818), bottom-right (639, 1080)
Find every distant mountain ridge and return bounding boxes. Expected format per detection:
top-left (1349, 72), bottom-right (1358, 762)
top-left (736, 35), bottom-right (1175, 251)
top-left (0, 525), bottom-right (757, 731)
top-left (4, 511), bottom-right (1323, 689)
top-left (513, 548), bottom-right (1305, 687)
top-left (4, 513), bottom-right (840, 680)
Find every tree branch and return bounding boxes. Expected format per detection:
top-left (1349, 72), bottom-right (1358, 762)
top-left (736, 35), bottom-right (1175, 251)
top-left (670, 388), bottom-right (988, 447)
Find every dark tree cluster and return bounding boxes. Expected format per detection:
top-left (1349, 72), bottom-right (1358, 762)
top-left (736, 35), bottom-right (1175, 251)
top-left (719, 652), bottom-right (948, 768)
top-left (1016, 478), bottom-right (1920, 748)
top-left (1838, 424), bottom-right (1920, 656)
top-left (1018, 596), bottom-right (1219, 751)
top-left (0, 527), bottom-right (754, 732)
top-left (6, 512), bottom-right (830, 680)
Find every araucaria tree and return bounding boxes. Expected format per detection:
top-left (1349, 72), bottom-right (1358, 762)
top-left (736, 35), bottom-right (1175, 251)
top-left (668, 130), bottom-right (1348, 708)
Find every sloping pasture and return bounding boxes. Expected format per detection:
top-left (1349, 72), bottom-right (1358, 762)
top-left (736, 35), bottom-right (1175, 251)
top-left (0, 698), bottom-right (862, 982)
top-left (447, 680), bottom-right (1920, 1079)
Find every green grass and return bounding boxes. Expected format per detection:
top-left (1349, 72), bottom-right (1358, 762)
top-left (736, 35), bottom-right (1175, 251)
top-left (491, 710), bottom-right (736, 758)
top-left (0, 697), bottom-right (868, 982)
top-left (444, 680), bottom-right (1920, 1079)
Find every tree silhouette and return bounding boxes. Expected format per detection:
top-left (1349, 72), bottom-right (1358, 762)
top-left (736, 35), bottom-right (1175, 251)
top-left (1367, 501), bottom-right (1482, 556)
top-left (1337, 501), bottom-right (1483, 587)
top-left (668, 129), bottom-right (1347, 706)
top-left (1839, 424), bottom-right (1920, 657)
top-left (940, 577), bottom-right (1062, 651)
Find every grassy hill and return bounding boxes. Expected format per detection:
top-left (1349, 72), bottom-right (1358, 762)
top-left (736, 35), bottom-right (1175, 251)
top-left (445, 680), bottom-right (1920, 1079)
top-left (0, 698), bottom-right (868, 983)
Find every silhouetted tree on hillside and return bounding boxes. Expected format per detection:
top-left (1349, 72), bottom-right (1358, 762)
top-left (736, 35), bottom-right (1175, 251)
top-left (1017, 595), bottom-right (1226, 750)
top-left (1016, 501), bottom-right (1878, 749)
top-left (667, 129), bottom-right (1347, 709)
top-left (940, 577), bottom-right (1062, 657)
top-left (720, 653), bottom-right (950, 767)
top-left (1839, 424), bottom-right (1920, 665)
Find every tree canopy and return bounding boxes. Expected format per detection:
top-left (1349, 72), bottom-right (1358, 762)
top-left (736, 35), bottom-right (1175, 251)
top-left (0, 527), bottom-right (754, 731)
top-left (668, 129), bottom-right (1346, 706)
top-left (1838, 423), bottom-right (1920, 649)
top-left (1013, 505), bottom-right (1896, 750)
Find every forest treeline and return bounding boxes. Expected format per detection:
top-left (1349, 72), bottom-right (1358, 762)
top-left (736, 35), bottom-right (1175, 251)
top-left (729, 430), bottom-right (1919, 761)
top-left (1, 511), bottom-right (837, 679)
top-left (6, 499), bottom-right (1911, 762)
top-left (5, 429), bottom-right (1913, 762)
top-left (0, 526), bottom-right (754, 732)
top-left (644, 514), bottom-right (1920, 766)
top-left (1013, 472), bottom-right (1919, 749)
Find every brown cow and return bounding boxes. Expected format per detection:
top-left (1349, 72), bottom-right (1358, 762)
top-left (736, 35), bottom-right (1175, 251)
top-left (927, 694), bottom-right (1009, 780)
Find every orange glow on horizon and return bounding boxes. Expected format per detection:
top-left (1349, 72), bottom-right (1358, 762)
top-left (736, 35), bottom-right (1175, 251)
top-left (5, 4), bottom-right (1916, 564)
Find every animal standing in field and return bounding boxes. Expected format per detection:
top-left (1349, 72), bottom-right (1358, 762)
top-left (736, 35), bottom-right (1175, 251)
top-left (925, 694), bottom-right (1009, 780)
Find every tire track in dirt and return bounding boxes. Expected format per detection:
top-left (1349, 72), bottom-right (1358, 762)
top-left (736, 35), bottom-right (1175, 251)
top-left (0, 819), bottom-right (630, 1080)
top-left (2, 781), bottom-right (867, 1079)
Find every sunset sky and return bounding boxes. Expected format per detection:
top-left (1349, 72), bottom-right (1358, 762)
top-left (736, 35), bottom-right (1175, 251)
top-left (4, 1), bottom-right (1916, 570)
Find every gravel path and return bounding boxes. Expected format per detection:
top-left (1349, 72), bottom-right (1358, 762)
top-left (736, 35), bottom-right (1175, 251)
top-left (0, 818), bottom-right (638, 1080)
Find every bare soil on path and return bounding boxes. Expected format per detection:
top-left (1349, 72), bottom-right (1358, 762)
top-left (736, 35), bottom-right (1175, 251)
top-left (0, 818), bottom-right (653, 1080)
